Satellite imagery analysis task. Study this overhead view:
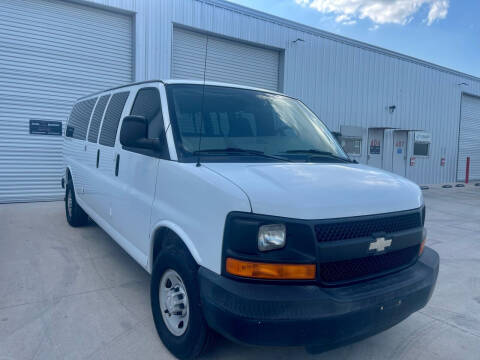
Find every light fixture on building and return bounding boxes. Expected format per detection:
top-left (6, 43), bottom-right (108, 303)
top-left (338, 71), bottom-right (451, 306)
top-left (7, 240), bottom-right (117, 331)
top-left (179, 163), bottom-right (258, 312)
top-left (388, 105), bottom-right (396, 114)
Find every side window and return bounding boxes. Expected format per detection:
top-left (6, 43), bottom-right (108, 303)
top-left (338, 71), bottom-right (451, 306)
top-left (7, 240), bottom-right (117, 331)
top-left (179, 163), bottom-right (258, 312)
top-left (88, 95), bottom-right (110, 143)
top-left (66, 98), bottom-right (97, 140)
top-left (129, 87), bottom-right (169, 158)
top-left (99, 91), bottom-right (129, 147)
top-left (130, 87), bottom-right (164, 139)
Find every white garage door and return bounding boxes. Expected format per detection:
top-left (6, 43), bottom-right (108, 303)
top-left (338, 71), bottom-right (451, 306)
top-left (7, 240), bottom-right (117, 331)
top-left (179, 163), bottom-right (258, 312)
top-left (172, 27), bottom-right (280, 92)
top-left (0, 0), bottom-right (133, 203)
top-left (457, 94), bottom-right (480, 181)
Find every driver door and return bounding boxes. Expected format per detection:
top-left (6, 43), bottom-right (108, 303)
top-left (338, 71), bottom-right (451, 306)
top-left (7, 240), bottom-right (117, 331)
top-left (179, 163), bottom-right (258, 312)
top-left (111, 85), bottom-right (169, 264)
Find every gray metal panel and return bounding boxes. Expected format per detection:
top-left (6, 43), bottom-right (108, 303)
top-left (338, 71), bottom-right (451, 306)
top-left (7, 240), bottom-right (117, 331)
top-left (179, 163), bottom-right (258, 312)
top-left (0, 0), bottom-right (133, 203)
top-left (457, 94), bottom-right (480, 181)
top-left (172, 27), bottom-right (280, 91)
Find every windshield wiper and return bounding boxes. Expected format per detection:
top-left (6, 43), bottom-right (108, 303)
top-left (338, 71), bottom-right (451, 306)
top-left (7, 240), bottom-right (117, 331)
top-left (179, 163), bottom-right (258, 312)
top-left (284, 149), bottom-right (354, 163)
top-left (194, 148), bottom-right (292, 162)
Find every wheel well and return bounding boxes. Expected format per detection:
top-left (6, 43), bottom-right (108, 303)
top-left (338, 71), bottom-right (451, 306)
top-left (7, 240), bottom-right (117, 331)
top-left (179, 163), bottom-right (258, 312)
top-left (152, 227), bottom-right (168, 264)
top-left (151, 227), bottom-right (192, 266)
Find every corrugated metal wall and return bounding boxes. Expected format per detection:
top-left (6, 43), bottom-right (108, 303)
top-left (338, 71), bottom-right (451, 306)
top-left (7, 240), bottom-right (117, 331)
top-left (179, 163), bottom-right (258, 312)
top-left (0, 0), bottom-right (133, 202)
top-left (3, 0), bottom-right (480, 200)
top-left (85, 0), bottom-right (480, 185)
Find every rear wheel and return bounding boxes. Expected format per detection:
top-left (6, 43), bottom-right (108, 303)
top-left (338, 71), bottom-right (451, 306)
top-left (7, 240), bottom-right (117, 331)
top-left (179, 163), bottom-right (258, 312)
top-left (65, 181), bottom-right (88, 227)
top-left (151, 234), bottom-right (214, 359)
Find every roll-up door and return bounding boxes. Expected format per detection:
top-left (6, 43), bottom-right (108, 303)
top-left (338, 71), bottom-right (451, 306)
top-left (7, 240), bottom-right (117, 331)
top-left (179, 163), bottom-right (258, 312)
top-left (457, 94), bottom-right (480, 181)
top-left (172, 27), bottom-right (280, 92)
top-left (0, 0), bottom-right (133, 203)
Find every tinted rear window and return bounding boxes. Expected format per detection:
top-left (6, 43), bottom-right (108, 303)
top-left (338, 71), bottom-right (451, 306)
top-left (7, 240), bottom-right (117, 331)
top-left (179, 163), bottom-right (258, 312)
top-left (88, 95), bottom-right (110, 143)
top-left (99, 92), bottom-right (129, 147)
top-left (67, 98), bottom-right (97, 140)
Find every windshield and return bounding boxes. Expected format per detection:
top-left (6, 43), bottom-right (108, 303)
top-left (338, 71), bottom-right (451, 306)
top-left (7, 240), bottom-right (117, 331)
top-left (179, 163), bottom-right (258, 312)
top-left (165, 84), bottom-right (348, 163)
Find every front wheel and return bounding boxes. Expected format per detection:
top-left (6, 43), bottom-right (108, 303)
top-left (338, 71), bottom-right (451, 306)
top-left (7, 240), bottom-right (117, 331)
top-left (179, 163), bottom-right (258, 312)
top-left (151, 238), bottom-right (214, 359)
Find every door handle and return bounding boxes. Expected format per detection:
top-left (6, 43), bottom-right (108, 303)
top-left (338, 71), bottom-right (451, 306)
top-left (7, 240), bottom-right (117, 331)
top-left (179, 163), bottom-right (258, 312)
top-left (96, 149), bottom-right (100, 168)
top-left (115, 154), bottom-right (120, 177)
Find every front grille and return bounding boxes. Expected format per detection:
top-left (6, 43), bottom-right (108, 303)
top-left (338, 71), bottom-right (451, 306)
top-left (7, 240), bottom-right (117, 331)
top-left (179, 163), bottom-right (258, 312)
top-left (315, 211), bottom-right (421, 243)
top-left (319, 245), bottom-right (419, 284)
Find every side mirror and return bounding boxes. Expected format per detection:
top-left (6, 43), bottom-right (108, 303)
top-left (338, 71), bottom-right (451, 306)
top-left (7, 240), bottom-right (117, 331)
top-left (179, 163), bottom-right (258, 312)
top-left (120, 115), bottom-right (151, 149)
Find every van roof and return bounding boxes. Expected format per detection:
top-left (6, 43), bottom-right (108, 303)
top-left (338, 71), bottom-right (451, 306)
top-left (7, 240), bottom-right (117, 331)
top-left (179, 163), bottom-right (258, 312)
top-left (77, 79), bottom-right (284, 101)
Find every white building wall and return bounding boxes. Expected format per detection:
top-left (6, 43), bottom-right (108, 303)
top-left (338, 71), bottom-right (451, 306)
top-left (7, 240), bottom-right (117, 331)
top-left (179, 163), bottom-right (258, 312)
top-left (79, 0), bottom-right (480, 184)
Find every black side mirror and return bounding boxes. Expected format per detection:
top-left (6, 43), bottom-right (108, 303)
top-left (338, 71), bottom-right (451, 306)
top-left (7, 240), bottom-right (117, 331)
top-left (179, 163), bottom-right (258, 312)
top-left (120, 115), bottom-right (151, 149)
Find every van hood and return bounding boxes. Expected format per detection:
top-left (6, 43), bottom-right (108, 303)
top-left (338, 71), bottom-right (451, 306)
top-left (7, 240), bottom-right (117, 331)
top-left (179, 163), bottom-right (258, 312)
top-left (205, 163), bottom-right (423, 220)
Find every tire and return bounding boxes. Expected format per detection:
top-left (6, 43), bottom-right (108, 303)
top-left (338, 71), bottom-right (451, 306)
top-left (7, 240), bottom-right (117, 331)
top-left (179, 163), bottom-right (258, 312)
top-left (151, 234), bottom-right (214, 359)
top-left (65, 180), bottom-right (88, 227)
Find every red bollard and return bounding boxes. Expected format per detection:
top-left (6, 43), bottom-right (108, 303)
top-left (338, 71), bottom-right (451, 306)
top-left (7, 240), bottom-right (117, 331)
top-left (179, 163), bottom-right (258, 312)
top-left (466, 157), bottom-right (470, 184)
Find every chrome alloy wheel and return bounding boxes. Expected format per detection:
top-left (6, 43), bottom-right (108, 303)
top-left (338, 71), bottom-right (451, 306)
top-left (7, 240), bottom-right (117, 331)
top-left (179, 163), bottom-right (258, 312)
top-left (159, 269), bottom-right (190, 336)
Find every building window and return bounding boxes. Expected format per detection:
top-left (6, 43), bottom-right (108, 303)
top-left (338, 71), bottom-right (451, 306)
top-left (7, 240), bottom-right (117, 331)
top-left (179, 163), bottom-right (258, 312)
top-left (413, 131), bottom-right (431, 157)
top-left (342, 137), bottom-right (362, 156)
top-left (414, 142), bottom-right (430, 156)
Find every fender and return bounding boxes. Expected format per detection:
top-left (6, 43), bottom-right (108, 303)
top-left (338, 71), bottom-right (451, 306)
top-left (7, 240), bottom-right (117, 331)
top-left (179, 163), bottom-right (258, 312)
top-left (148, 220), bottom-right (203, 273)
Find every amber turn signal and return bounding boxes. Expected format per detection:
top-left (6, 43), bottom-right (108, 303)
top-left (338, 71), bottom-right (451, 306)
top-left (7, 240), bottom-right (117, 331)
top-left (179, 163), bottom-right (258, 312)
top-left (419, 239), bottom-right (426, 256)
top-left (226, 258), bottom-right (316, 280)
top-left (419, 229), bottom-right (427, 256)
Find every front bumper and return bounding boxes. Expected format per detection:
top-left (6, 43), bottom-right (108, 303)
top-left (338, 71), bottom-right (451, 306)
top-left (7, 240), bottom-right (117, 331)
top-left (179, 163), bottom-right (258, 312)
top-left (198, 247), bottom-right (439, 353)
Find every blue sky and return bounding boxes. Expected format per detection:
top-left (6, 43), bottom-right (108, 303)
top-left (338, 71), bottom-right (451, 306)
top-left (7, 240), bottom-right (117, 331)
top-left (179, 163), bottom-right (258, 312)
top-left (227, 0), bottom-right (479, 78)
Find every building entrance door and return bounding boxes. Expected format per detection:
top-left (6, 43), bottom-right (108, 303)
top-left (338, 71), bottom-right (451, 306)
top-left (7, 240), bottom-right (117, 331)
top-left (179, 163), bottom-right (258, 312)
top-left (367, 128), bottom-right (384, 169)
top-left (392, 131), bottom-right (408, 177)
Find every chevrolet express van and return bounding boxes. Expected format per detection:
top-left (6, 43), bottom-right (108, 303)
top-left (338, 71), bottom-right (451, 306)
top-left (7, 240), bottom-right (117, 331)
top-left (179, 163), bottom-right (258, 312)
top-left (62, 80), bottom-right (439, 359)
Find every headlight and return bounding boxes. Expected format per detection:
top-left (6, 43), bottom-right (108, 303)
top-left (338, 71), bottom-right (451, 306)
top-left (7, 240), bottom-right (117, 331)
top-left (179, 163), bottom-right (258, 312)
top-left (258, 224), bottom-right (286, 251)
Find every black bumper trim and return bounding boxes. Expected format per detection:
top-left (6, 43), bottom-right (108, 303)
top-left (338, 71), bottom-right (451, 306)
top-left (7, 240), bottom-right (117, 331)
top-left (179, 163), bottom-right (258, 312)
top-left (198, 247), bottom-right (439, 351)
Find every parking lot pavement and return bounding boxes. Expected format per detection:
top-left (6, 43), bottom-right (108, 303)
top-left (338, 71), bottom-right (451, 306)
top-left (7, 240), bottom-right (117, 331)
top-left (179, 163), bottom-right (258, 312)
top-left (1, 185), bottom-right (480, 360)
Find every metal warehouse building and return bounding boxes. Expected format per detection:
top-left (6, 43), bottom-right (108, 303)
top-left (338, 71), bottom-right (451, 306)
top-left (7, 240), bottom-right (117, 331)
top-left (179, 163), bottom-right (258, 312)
top-left (1, 0), bottom-right (480, 203)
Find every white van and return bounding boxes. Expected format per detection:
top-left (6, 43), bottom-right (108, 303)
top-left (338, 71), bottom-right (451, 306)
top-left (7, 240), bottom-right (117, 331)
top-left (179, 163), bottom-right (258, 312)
top-left (62, 80), bottom-right (439, 359)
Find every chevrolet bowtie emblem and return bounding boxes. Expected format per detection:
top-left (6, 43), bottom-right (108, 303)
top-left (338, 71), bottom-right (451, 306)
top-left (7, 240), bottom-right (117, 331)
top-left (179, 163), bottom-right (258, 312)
top-left (369, 237), bottom-right (392, 252)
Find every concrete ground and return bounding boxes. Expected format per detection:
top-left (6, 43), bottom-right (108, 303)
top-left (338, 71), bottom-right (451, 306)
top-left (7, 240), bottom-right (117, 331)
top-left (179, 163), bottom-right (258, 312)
top-left (1, 185), bottom-right (480, 360)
